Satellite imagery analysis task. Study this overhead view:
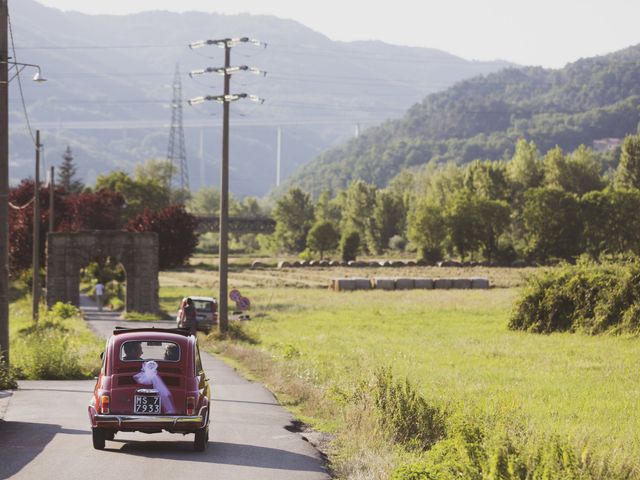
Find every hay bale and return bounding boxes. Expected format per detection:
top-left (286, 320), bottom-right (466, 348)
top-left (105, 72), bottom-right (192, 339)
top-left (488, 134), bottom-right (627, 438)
top-left (331, 278), bottom-right (357, 291)
top-left (451, 278), bottom-right (472, 289)
top-left (251, 260), bottom-right (267, 269)
top-left (354, 278), bottom-right (373, 290)
top-left (373, 278), bottom-right (395, 290)
top-left (347, 260), bottom-right (367, 267)
top-left (395, 278), bottom-right (415, 290)
top-left (434, 278), bottom-right (453, 289)
top-left (414, 278), bottom-right (434, 289)
top-left (391, 260), bottom-right (406, 268)
top-left (299, 260), bottom-right (309, 267)
top-left (406, 261), bottom-right (417, 267)
top-left (291, 261), bottom-right (301, 268)
top-left (319, 260), bottom-right (330, 267)
top-left (277, 261), bottom-right (291, 268)
top-left (329, 260), bottom-right (341, 267)
top-left (471, 277), bottom-right (490, 289)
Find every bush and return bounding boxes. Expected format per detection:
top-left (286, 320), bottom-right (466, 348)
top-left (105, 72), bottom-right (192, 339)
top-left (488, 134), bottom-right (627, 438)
top-left (509, 258), bottom-right (640, 334)
top-left (372, 368), bottom-right (447, 450)
top-left (389, 235), bottom-right (407, 252)
top-left (48, 301), bottom-right (80, 319)
top-left (15, 323), bottom-right (84, 379)
top-left (0, 355), bottom-right (18, 390)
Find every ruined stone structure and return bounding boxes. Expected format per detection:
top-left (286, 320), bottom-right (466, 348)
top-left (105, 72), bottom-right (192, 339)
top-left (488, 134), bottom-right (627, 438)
top-left (46, 231), bottom-right (159, 313)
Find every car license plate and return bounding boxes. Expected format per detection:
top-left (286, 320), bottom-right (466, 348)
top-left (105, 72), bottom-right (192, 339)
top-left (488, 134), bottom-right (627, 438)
top-left (134, 395), bottom-right (161, 414)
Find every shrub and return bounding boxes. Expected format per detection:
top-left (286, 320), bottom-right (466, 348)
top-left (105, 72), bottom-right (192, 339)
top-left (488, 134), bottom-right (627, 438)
top-left (509, 259), bottom-right (640, 334)
top-left (389, 235), bottom-right (407, 252)
top-left (16, 323), bottom-right (84, 379)
top-left (0, 355), bottom-right (18, 390)
top-left (48, 301), bottom-right (80, 320)
top-left (372, 368), bottom-right (447, 450)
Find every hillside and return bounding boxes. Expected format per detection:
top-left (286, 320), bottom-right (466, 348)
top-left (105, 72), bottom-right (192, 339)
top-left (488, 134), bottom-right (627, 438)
top-left (285, 44), bottom-right (640, 197)
top-left (7, 0), bottom-right (510, 197)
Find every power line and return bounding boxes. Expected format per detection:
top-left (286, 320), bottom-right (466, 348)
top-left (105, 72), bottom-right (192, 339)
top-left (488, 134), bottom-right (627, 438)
top-left (7, 11), bottom-right (35, 145)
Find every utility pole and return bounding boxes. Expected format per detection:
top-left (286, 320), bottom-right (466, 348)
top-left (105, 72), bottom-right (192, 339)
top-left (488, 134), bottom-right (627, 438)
top-left (188, 37), bottom-right (266, 334)
top-left (0, 0), bottom-right (9, 363)
top-left (48, 166), bottom-right (54, 233)
top-left (32, 130), bottom-right (40, 322)
top-left (276, 127), bottom-right (282, 187)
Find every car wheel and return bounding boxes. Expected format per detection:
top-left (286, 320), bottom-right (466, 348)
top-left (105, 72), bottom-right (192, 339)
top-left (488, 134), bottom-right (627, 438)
top-left (92, 427), bottom-right (106, 450)
top-left (194, 426), bottom-right (208, 452)
top-left (104, 430), bottom-right (116, 441)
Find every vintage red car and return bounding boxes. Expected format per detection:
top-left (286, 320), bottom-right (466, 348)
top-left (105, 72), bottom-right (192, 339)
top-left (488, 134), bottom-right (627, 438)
top-left (88, 327), bottom-right (211, 451)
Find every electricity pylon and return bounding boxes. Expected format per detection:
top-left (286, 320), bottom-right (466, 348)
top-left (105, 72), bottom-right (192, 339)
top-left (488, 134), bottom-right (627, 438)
top-left (166, 63), bottom-right (189, 195)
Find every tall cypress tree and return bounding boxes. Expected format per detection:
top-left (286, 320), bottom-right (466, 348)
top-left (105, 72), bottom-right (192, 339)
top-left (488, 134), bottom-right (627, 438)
top-left (58, 146), bottom-right (84, 194)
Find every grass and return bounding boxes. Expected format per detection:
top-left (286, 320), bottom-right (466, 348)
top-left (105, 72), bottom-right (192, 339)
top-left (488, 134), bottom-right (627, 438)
top-left (188, 281), bottom-right (640, 477)
top-left (9, 294), bottom-right (104, 379)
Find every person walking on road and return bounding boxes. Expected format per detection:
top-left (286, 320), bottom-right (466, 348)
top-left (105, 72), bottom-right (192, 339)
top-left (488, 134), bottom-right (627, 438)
top-left (181, 297), bottom-right (198, 335)
top-left (95, 282), bottom-right (105, 311)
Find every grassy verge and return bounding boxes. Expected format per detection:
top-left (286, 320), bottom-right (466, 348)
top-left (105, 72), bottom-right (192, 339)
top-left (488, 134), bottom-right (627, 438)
top-left (196, 285), bottom-right (640, 479)
top-left (9, 295), bottom-right (104, 380)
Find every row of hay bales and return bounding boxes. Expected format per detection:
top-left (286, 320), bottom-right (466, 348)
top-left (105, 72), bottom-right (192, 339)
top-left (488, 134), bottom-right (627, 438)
top-left (275, 259), bottom-right (420, 269)
top-left (330, 277), bottom-right (490, 291)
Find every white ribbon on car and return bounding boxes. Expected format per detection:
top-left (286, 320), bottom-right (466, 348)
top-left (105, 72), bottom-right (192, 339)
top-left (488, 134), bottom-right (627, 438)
top-left (134, 360), bottom-right (176, 414)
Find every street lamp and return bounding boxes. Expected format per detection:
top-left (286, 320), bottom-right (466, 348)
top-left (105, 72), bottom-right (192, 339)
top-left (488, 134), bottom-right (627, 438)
top-left (2, 60), bottom-right (47, 84)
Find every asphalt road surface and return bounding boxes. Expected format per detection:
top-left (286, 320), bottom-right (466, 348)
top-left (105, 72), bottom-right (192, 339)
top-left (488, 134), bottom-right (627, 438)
top-left (0, 298), bottom-right (329, 480)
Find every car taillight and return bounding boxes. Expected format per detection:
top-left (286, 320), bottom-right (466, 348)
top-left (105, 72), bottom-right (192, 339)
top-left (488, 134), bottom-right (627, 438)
top-left (186, 396), bottom-right (195, 415)
top-left (101, 395), bottom-right (110, 414)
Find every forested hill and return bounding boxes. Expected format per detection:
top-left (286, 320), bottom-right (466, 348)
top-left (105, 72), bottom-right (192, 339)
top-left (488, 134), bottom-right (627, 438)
top-left (286, 44), bottom-right (640, 197)
top-left (8, 0), bottom-right (511, 197)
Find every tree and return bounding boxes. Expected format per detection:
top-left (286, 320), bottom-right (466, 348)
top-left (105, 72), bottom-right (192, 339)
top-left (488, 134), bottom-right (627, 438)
top-left (307, 221), bottom-right (339, 259)
top-left (127, 205), bottom-right (198, 269)
top-left (58, 146), bottom-right (84, 194)
top-left (314, 190), bottom-right (342, 225)
top-left (615, 134), bottom-right (640, 189)
top-left (368, 190), bottom-right (406, 254)
top-left (340, 230), bottom-right (360, 263)
top-left (473, 198), bottom-right (511, 263)
top-left (463, 160), bottom-right (510, 201)
top-left (341, 180), bottom-right (377, 249)
top-left (445, 194), bottom-right (479, 261)
top-left (95, 169), bottom-right (171, 219)
top-left (507, 139), bottom-right (543, 193)
top-left (407, 199), bottom-right (446, 262)
top-left (544, 145), bottom-right (603, 195)
top-left (522, 188), bottom-right (582, 262)
top-left (273, 188), bottom-right (315, 253)
top-left (581, 189), bottom-right (640, 257)
top-left (187, 187), bottom-right (221, 216)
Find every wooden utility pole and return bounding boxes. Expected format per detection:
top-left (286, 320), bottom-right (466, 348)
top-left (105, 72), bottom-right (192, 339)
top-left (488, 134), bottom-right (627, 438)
top-left (32, 130), bottom-right (40, 322)
top-left (0, 0), bottom-right (9, 363)
top-left (218, 43), bottom-right (230, 334)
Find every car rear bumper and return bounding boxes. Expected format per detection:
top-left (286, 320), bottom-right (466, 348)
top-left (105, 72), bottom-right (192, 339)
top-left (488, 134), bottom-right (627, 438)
top-left (88, 405), bottom-right (208, 431)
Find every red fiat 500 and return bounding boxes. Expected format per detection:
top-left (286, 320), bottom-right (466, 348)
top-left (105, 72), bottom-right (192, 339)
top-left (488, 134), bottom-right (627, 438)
top-left (88, 327), bottom-right (211, 451)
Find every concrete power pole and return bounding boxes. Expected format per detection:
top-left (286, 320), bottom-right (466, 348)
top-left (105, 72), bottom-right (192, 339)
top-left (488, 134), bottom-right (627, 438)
top-left (32, 130), bottom-right (40, 322)
top-left (187, 37), bottom-right (266, 335)
top-left (0, 0), bottom-right (9, 364)
top-left (276, 127), bottom-right (282, 187)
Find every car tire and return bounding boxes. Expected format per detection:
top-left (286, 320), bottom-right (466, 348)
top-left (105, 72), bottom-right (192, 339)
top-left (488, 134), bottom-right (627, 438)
top-left (194, 426), bottom-right (208, 452)
top-left (104, 430), bottom-right (116, 441)
top-left (92, 427), bottom-right (106, 450)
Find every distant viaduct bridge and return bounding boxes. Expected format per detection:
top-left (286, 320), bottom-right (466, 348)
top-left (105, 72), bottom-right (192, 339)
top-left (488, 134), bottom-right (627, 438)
top-left (195, 216), bottom-right (275, 234)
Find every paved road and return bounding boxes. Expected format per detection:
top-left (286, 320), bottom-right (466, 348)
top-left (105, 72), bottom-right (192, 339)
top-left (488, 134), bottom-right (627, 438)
top-left (0, 297), bottom-right (329, 480)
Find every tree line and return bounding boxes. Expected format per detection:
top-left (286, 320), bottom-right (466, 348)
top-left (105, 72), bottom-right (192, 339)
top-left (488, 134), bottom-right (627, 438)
top-left (270, 134), bottom-right (640, 264)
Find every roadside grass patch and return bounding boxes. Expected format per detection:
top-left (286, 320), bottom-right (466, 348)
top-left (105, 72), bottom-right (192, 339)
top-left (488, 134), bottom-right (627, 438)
top-left (10, 297), bottom-right (103, 380)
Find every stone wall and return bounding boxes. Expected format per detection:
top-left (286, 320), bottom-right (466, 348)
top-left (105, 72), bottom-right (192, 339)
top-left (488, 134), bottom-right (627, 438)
top-left (46, 231), bottom-right (159, 313)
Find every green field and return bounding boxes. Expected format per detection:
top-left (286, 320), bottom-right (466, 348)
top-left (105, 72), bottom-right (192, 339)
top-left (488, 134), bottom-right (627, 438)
top-left (157, 258), bottom-right (640, 477)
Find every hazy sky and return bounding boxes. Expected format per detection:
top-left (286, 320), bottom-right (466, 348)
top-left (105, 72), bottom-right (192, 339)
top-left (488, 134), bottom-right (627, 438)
top-left (35, 0), bottom-right (640, 68)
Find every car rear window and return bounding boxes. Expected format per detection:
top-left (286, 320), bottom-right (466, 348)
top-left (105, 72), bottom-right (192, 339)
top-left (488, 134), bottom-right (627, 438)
top-left (120, 341), bottom-right (181, 362)
top-left (193, 300), bottom-right (214, 312)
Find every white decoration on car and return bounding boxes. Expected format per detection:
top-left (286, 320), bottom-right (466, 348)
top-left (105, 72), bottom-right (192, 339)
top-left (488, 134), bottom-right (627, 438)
top-left (134, 360), bottom-right (176, 414)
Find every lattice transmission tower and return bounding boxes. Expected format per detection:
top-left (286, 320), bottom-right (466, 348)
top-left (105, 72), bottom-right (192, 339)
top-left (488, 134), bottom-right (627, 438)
top-left (166, 63), bottom-right (189, 192)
